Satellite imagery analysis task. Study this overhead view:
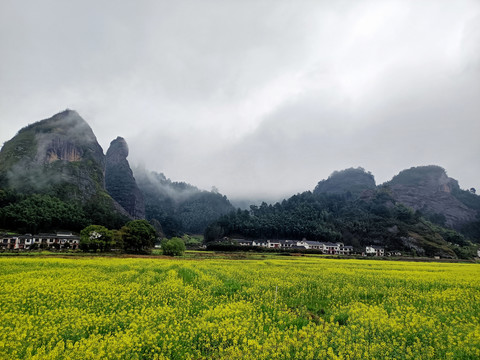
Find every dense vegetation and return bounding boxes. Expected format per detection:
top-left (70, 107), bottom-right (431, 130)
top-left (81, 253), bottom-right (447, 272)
top-left (451, 188), bottom-right (480, 240)
top-left (1, 257), bottom-right (479, 359)
top-left (79, 220), bottom-right (157, 253)
top-left (79, 225), bottom-right (115, 252)
top-left (161, 237), bottom-right (186, 256)
top-left (0, 189), bottom-right (128, 233)
top-left (135, 169), bottom-right (235, 237)
top-left (205, 188), bottom-right (476, 258)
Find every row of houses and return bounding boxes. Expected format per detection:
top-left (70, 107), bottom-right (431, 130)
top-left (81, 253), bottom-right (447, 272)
top-left (0, 233), bottom-right (80, 250)
top-left (233, 238), bottom-right (392, 257)
top-left (234, 238), bottom-right (355, 255)
top-left (2, 233), bottom-right (399, 257)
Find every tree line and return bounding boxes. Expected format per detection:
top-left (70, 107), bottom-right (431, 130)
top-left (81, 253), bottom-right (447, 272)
top-left (79, 220), bottom-right (156, 253)
top-left (0, 190), bottom-right (128, 234)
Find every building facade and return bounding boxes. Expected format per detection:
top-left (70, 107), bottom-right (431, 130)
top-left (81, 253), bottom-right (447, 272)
top-left (0, 233), bottom-right (80, 250)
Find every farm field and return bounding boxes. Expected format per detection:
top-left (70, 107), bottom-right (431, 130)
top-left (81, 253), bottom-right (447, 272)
top-left (0, 256), bottom-right (479, 359)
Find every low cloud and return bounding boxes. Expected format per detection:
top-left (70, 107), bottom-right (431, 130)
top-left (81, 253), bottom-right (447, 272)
top-left (1, 0), bottom-right (479, 199)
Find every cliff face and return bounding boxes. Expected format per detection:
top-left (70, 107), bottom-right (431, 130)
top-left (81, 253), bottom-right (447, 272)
top-left (105, 137), bottom-right (145, 219)
top-left (0, 110), bottom-right (106, 201)
top-left (385, 166), bottom-right (477, 228)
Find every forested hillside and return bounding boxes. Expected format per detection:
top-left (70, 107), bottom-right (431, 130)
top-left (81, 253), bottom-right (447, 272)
top-left (206, 168), bottom-right (478, 258)
top-left (0, 189), bottom-right (128, 233)
top-left (134, 168), bottom-right (235, 237)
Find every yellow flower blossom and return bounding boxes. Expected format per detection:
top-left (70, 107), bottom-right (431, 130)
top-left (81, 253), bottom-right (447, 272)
top-left (0, 257), bottom-right (479, 359)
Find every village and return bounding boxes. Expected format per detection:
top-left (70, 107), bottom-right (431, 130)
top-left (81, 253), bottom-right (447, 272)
top-left (0, 233), bottom-right (80, 250)
top-left (1, 232), bottom-right (398, 257)
top-left (233, 238), bottom-right (392, 256)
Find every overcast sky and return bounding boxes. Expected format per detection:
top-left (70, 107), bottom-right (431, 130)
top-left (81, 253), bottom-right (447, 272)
top-left (1, 0), bottom-right (479, 200)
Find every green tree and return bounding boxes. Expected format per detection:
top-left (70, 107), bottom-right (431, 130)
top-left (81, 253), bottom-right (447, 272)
top-left (121, 220), bottom-right (157, 253)
top-left (162, 237), bottom-right (186, 256)
top-left (0, 194), bottom-right (87, 233)
top-left (111, 229), bottom-right (125, 251)
top-left (80, 225), bottom-right (114, 252)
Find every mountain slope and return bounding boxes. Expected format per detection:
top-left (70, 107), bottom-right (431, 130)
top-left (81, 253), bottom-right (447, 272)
top-left (134, 168), bottom-right (235, 236)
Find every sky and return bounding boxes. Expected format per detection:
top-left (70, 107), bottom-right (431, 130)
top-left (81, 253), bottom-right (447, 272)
top-left (1, 0), bottom-right (479, 200)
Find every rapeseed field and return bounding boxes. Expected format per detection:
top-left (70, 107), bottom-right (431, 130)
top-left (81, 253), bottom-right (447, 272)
top-left (0, 256), bottom-right (479, 359)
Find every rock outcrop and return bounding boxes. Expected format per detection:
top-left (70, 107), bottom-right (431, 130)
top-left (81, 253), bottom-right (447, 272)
top-left (105, 137), bottom-right (145, 219)
top-left (384, 166), bottom-right (477, 228)
top-left (0, 110), bottom-right (106, 201)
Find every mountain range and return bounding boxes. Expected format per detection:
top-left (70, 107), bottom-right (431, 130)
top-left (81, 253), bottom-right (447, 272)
top-left (0, 110), bottom-right (479, 257)
top-left (206, 166), bottom-right (479, 258)
top-left (0, 110), bottom-right (233, 234)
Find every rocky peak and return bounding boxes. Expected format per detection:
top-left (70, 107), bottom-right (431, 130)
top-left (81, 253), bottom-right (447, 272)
top-left (385, 166), bottom-right (476, 228)
top-left (30, 109), bottom-right (105, 167)
top-left (106, 136), bottom-right (129, 161)
top-left (314, 167), bottom-right (376, 196)
top-left (388, 165), bottom-right (456, 189)
top-left (105, 137), bottom-right (145, 219)
top-left (0, 110), bottom-right (106, 201)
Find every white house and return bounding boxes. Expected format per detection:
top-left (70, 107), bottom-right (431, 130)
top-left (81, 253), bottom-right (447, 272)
top-left (278, 240), bottom-right (298, 248)
top-left (252, 239), bottom-right (268, 247)
top-left (338, 244), bottom-right (354, 255)
top-left (235, 237), bottom-right (355, 255)
top-left (267, 240), bottom-right (281, 248)
top-left (297, 240), bottom-right (323, 250)
top-left (235, 239), bottom-right (253, 246)
top-left (365, 245), bottom-right (385, 256)
top-left (0, 233), bottom-right (80, 250)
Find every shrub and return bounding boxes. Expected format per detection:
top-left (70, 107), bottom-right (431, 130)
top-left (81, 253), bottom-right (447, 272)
top-left (162, 237), bottom-right (186, 256)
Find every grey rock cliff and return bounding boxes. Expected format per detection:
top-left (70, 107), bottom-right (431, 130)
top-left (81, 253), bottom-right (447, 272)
top-left (385, 166), bottom-right (476, 228)
top-left (105, 137), bottom-right (145, 219)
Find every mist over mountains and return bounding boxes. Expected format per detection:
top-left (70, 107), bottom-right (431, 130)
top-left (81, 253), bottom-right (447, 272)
top-left (0, 110), bottom-right (234, 235)
top-left (0, 110), bottom-right (479, 258)
top-left (133, 167), bottom-right (234, 236)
